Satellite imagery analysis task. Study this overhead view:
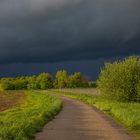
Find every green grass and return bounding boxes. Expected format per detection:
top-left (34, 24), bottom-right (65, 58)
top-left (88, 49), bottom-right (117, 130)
top-left (52, 89), bottom-right (140, 139)
top-left (0, 91), bottom-right (62, 140)
top-left (54, 88), bottom-right (100, 96)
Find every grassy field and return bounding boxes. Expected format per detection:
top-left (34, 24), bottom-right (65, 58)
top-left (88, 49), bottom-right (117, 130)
top-left (0, 91), bottom-right (62, 140)
top-left (54, 88), bottom-right (100, 96)
top-left (52, 88), bottom-right (140, 139)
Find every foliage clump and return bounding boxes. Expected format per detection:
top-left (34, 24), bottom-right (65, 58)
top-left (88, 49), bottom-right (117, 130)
top-left (97, 56), bottom-right (140, 102)
top-left (27, 73), bottom-right (53, 90)
top-left (67, 72), bottom-right (89, 88)
top-left (0, 71), bottom-right (92, 90)
top-left (53, 70), bottom-right (69, 88)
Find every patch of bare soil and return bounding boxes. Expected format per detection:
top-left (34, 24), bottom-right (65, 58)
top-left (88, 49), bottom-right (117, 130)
top-left (0, 91), bottom-right (25, 111)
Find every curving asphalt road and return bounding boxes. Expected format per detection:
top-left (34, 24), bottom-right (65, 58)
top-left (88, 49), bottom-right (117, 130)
top-left (36, 97), bottom-right (137, 140)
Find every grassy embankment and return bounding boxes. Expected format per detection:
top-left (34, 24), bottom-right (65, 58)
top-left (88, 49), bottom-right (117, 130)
top-left (0, 91), bottom-right (62, 140)
top-left (52, 88), bottom-right (140, 139)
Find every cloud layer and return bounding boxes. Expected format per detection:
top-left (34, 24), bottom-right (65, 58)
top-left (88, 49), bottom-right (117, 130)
top-left (0, 0), bottom-right (140, 63)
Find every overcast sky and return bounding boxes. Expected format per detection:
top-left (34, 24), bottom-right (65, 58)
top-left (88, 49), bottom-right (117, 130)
top-left (0, 0), bottom-right (140, 79)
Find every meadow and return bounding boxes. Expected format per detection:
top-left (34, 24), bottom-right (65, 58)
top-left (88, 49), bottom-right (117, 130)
top-left (52, 88), bottom-right (140, 139)
top-left (55, 88), bottom-right (99, 95)
top-left (0, 91), bottom-right (62, 140)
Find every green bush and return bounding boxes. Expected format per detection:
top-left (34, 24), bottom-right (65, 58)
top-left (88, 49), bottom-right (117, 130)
top-left (27, 76), bottom-right (39, 90)
top-left (53, 70), bottom-right (68, 88)
top-left (97, 56), bottom-right (140, 102)
top-left (36, 73), bottom-right (53, 89)
top-left (0, 79), bottom-right (15, 90)
top-left (67, 72), bottom-right (89, 88)
top-left (88, 82), bottom-right (97, 88)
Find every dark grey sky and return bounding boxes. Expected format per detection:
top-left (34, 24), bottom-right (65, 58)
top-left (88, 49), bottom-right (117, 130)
top-left (0, 0), bottom-right (140, 79)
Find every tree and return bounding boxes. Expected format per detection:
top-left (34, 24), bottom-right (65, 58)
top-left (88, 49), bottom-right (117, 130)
top-left (37, 73), bottom-right (53, 89)
top-left (13, 77), bottom-right (28, 89)
top-left (0, 79), bottom-right (15, 90)
top-left (97, 56), bottom-right (140, 101)
top-left (88, 81), bottom-right (97, 88)
top-left (27, 76), bottom-right (39, 89)
top-left (54, 70), bottom-right (68, 88)
top-left (68, 72), bottom-right (89, 88)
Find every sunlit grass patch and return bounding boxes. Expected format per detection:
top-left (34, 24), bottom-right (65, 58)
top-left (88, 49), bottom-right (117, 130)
top-left (53, 88), bottom-right (100, 96)
top-left (0, 91), bottom-right (62, 140)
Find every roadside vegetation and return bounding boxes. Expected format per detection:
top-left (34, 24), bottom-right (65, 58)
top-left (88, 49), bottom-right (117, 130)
top-left (52, 89), bottom-right (140, 139)
top-left (0, 91), bottom-right (62, 140)
top-left (97, 56), bottom-right (140, 102)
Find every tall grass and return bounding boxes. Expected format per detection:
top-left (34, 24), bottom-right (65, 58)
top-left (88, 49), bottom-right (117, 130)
top-left (0, 91), bottom-right (62, 140)
top-left (53, 90), bottom-right (140, 139)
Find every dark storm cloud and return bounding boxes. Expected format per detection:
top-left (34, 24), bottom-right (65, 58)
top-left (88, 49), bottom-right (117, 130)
top-left (0, 58), bottom-right (121, 80)
top-left (0, 0), bottom-right (140, 63)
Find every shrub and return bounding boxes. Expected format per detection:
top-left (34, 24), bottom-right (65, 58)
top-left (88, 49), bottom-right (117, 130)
top-left (88, 82), bottom-right (97, 88)
top-left (27, 76), bottom-right (39, 90)
top-left (97, 56), bottom-right (140, 102)
top-left (37, 73), bottom-right (53, 89)
top-left (0, 79), bottom-right (15, 90)
top-left (67, 72), bottom-right (88, 88)
top-left (54, 70), bottom-right (68, 88)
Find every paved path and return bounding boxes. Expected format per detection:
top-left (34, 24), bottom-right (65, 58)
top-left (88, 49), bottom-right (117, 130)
top-left (36, 97), bottom-right (136, 140)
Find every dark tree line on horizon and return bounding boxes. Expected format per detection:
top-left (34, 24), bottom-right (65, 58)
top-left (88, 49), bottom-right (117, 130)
top-left (0, 70), bottom-right (96, 90)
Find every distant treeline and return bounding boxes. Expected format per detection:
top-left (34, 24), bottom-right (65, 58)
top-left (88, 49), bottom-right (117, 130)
top-left (0, 71), bottom-right (96, 90)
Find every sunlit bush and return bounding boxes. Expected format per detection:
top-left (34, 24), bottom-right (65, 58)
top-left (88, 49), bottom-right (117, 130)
top-left (97, 56), bottom-right (140, 101)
